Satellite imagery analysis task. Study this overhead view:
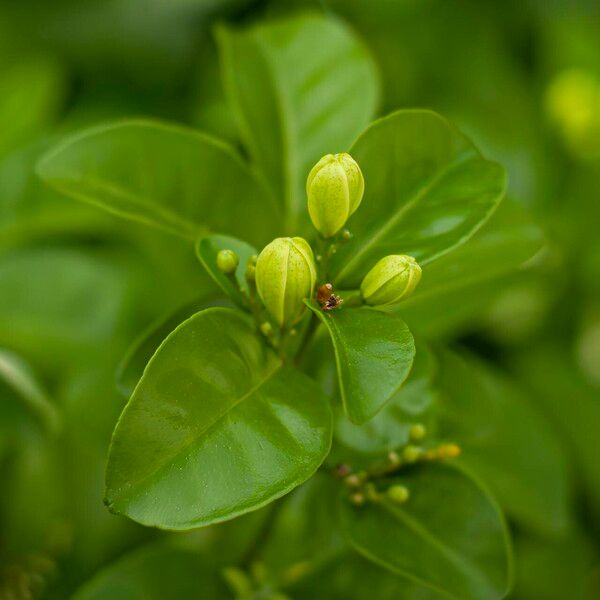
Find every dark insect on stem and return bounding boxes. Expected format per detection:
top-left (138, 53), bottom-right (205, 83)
top-left (317, 283), bottom-right (343, 311)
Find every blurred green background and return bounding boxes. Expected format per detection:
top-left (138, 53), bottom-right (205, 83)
top-left (0, 0), bottom-right (598, 598)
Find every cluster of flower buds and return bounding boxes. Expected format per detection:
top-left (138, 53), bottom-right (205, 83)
top-left (221, 153), bottom-right (425, 330)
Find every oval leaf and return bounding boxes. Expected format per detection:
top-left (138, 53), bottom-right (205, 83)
top-left (436, 350), bottom-right (570, 535)
top-left (397, 198), bottom-right (544, 336)
top-left (341, 463), bottom-right (512, 600)
top-left (105, 307), bottom-right (332, 530)
top-left (217, 13), bottom-right (379, 228)
top-left (306, 302), bottom-right (415, 425)
top-left (330, 110), bottom-right (507, 288)
top-left (195, 234), bottom-right (257, 307)
top-left (334, 344), bottom-right (436, 456)
top-left (36, 120), bottom-right (279, 246)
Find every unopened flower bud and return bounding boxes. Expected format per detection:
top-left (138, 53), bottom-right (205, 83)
top-left (216, 249), bottom-right (239, 274)
top-left (409, 423), bottom-right (427, 442)
top-left (386, 485), bottom-right (410, 504)
top-left (360, 255), bottom-right (422, 306)
top-left (402, 445), bottom-right (422, 464)
top-left (245, 255), bottom-right (257, 283)
top-left (255, 237), bottom-right (316, 327)
top-left (306, 153), bottom-right (364, 238)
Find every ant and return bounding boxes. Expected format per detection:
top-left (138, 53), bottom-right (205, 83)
top-left (316, 283), bottom-right (343, 311)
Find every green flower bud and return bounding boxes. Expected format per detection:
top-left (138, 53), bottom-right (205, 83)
top-left (402, 444), bottom-right (422, 464)
top-left (245, 255), bottom-right (257, 283)
top-left (306, 153), bottom-right (364, 238)
top-left (255, 237), bottom-right (316, 327)
top-left (216, 249), bottom-right (239, 274)
top-left (360, 255), bottom-right (422, 306)
top-left (386, 485), bottom-right (410, 504)
top-left (409, 423), bottom-right (427, 441)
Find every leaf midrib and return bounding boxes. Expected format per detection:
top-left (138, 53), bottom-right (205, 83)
top-left (334, 150), bottom-right (475, 283)
top-left (108, 361), bottom-right (282, 506)
top-left (378, 500), bottom-right (495, 598)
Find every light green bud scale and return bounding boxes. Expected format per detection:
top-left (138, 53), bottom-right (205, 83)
top-left (255, 237), bottom-right (316, 327)
top-left (360, 255), bottom-right (422, 306)
top-left (307, 153), bottom-right (364, 238)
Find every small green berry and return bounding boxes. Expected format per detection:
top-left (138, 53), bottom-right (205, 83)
top-left (388, 450), bottom-right (401, 465)
top-left (260, 322), bottom-right (274, 337)
top-left (403, 444), bottom-right (422, 463)
top-left (216, 249), bottom-right (239, 275)
top-left (349, 492), bottom-right (366, 506)
top-left (387, 485), bottom-right (410, 504)
top-left (245, 255), bottom-right (258, 283)
top-left (409, 423), bottom-right (427, 441)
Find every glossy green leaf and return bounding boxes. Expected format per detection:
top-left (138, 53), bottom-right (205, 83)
top-left (334, 343), bottom-right (436, 456)
top-left (195, 234), bottom-right (257, 307)
top-left (341, 463), bottom-right (512, 600)
top-left (0, 349), bottom-right (59, 437)
top-left (73, 543), bottom-right (227, 600)
top-left (115, 296), bottom-right (225, 397)
top-left (105, 307), bottom-right (332, 529)
top-left (436, 350), bottom-right (570, 535)
top-left (36, 120), bottom-right (279, 246)
top-left (329, 110), bottom-right (506, 288)
top-left (306, 302), bottom-right (415, 425)
top-left (217, 13), bottom-right (379, 229)
top-left (397, 198), bottom-right (544, 337)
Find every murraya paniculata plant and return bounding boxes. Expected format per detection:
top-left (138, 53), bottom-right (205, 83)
top-left (30, 13), bottom-right (553, 600)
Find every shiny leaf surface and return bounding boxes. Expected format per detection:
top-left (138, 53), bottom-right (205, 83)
top-left (37, 120), bottom-right (279, 245)
top-left (307, 301), bottom-right (415, 425)
top-left (341, 463), bottom-right (512, 600)
top-left (330, 110), bottom-right (506, 288)
top-left (106, 307), bottom-right (332, 529)
top-left (217, 13), bottom-right (379, 229)
top-left (436, 350), bottom-right (571, 535)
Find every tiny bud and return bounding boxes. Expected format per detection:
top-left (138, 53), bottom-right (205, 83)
top-left (289, 328), bottom-right (297, 336)
top-left (360, 255), bottom-right (422, 306)
top-left (387, 485), bottom-right (410, 504)
top-left (349, 492), bottom-right (366, 506)
top-left (260, 322), bottom-right (274, 337)
top-left (307, 153), bottom-right (364, 238)
top-left (333, 463), bottom-right (352, 478)
top-left (344, 473), bottom-right (363, 488)
top-left (255, 237), bottom-right (316, 327)
top-left (409, 423), bottom-right (427, 442)
top-left (216, 249), bottom-right (239, 275)
top-left (245, 255), bottom-right (257, 283)
top-left (388, 450), bottom-right (401, 465)
top-left (438, 444), bottom-right (461, 459)
top-left (341, 228), bottom-right (353, 241)
top-left (403, 445), bottom-right (422, 464)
